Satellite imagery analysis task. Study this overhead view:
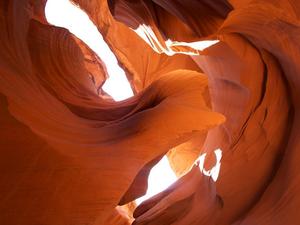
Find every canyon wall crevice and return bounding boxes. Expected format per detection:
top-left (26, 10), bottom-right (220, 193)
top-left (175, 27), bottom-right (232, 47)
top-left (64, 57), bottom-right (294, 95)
top-left (0, 0), bottom-right (300, 225)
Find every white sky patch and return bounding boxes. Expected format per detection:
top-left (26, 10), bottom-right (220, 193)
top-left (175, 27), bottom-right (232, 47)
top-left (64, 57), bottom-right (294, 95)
top-left (136, 156), bottom-right (177, 205)
top-left (198, 148), bottom-right (222, 182)
top-left (136, 149), bottom-right (222, 205)
top-left (168, 40), bottom-right (220, 51)
top-left (134, 24), bottom-right (219, 56)
top-left (45, 0), bottom-right (134, 101)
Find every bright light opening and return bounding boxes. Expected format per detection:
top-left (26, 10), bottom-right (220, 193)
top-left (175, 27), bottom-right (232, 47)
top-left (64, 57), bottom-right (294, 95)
top-left (136, 149), bottom-right (222, 204)
top-left (167, 40), bottom-right (220, 51)
top-left (45, 0), bottom-right (134, 101)
top-left (197, 148), bottom-right (222, 182)
top-left (133, 24), bottom-right (219, 55)
top-left (136, 156), bottom-right (177, 205)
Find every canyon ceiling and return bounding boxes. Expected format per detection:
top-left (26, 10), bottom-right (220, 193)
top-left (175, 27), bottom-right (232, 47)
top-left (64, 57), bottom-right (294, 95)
top-left (0, 0), bottom-right (300, 224)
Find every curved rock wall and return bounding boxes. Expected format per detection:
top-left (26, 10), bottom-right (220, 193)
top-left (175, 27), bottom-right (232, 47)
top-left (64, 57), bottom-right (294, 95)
top-left (0, 0), bottom-right (299, 225)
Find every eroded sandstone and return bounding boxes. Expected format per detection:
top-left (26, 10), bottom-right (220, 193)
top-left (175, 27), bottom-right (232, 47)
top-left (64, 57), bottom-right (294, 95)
top-left (0, 0), bottom-right (299, 224)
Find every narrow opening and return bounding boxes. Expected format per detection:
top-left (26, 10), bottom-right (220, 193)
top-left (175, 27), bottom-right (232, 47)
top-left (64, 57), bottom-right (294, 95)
top-left (45, 0), bottom-right (134, 101)
top-left (136, 148), bottom-right (223, 204)
top-left (197, 148), bottom-right (222, 182)
top-left (136, 156), bottom-right (177, 205)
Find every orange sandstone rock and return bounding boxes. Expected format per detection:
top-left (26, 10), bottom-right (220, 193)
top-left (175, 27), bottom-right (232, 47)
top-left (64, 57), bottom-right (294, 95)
top-left (1, 0), bottom-right (300, 224)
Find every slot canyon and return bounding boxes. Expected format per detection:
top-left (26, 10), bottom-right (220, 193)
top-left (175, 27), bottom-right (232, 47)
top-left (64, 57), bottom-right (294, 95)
top-left (0, 0), bottom-right (300, 224)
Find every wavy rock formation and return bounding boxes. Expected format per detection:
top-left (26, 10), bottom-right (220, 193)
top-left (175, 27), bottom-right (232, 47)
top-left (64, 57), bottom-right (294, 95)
top-left (0, 0), bottom-right (300, 225)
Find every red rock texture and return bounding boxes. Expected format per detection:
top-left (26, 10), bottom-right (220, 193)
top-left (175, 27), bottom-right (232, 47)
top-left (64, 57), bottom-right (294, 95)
top-left (0, 0), bottom-right (300, 224)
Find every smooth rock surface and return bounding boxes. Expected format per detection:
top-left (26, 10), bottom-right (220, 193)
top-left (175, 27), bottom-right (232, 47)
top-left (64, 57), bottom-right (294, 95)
top-left (0, 0), bottom-right (299, 224)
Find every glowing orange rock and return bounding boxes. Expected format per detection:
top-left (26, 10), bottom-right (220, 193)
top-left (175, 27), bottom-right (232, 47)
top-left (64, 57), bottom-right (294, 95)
top-left (1, 0), bottom-right (300, 224)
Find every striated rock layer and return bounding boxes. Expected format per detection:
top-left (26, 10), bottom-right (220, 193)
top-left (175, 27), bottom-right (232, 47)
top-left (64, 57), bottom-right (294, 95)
top-left (0, 0), bottom-right (300, 224)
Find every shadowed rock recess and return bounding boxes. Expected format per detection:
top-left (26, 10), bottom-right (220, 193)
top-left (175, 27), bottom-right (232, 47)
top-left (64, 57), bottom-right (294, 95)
top-left (0, 0), bottom-right (300, 224)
